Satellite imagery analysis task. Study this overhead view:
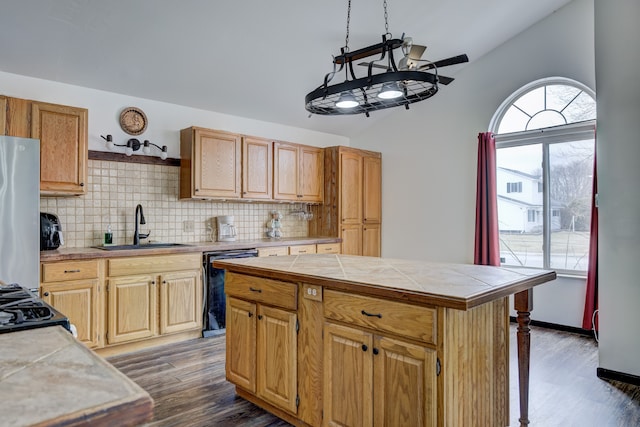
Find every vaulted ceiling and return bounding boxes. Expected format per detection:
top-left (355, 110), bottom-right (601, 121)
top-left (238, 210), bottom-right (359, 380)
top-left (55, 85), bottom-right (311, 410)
top-left (0, 0), bottom-right (571, 137)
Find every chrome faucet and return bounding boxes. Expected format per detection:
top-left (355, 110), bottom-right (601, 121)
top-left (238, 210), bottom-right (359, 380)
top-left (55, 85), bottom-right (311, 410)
top-left (133, 204), bottom-right (150, 245)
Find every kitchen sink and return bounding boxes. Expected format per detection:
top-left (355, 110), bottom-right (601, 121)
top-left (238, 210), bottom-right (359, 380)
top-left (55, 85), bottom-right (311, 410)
top-left (93, 243), bottom-right (191, 251)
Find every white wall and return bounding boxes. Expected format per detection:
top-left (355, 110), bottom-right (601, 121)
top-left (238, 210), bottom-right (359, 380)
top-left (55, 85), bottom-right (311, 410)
top-left (0, 72), bottom-right (348, 157)
top-left (352, 0), bottom-right (595, 327)
top-left (594, 0), bottom-right (640, 377)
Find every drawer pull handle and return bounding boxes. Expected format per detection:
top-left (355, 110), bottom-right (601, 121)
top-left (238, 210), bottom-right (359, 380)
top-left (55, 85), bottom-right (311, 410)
top-left (249, 287), bottom-right (262, 293)
top-left (268, 254), bottom-right (278, 256)
top-left (298, 250), bottom-right (306, 253)
top-left (64, 269), bottom-right (81, 273)
top-left (361, 310), bottom-right (382, 319)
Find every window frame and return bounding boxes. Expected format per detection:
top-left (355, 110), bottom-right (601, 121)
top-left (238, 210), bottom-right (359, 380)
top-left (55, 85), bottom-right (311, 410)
top-left (491, 77), bottom-right (596, 276)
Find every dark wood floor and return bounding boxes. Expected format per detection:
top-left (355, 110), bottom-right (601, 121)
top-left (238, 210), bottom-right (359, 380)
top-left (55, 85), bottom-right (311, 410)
top-left (108, 325), bottom-right (640, 426)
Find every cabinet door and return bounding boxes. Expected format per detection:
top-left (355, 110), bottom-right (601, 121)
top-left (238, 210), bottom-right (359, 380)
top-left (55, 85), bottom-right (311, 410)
top-left (257, 305), bottom-right (298, 414)
top-left (362, 223), bottom-right (381, 257)
top-left (299, 145), bottom-right (324, 202)
top-left (273, 142), bottom-right (299, 201)
top-left (243, 136), bottom-right (272, 199)
top-left (194, 128), bottom-right (241, 198)
top-left (159, 270), bottom-right (201, 335)
top-left (107, 275), bottom-right (156, 344)
top-left (31, 101), bottom-right (87, 196)
top-left (363, 156), bottom-right (381, 224)
top-left (42, 280), bottom-right (101, 348)
top-left (340, 152), bottom-right (363, 224)
top-left (341, 224), bottom-right (362, 256)
top-left (323, 322), bottom-right (373, 427)
top-left (226, 297), bottom-right (257, 393)
top-left (373, 336), bottom-right (437, 427)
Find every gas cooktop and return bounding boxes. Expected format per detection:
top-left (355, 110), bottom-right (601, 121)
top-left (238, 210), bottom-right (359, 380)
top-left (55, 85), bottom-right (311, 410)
top-left (0, 283), bottom-right (71, 334)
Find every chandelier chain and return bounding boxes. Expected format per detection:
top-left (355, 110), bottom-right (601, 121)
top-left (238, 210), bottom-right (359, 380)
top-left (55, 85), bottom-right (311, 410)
top-left (344, 0), bottom-right (352, 52)
top-left (383, 0), bottom-right (390, 37)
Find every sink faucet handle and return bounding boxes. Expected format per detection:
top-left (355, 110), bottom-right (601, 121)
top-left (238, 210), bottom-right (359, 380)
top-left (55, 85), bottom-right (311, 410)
top-left (139, 230), bottom-right (151, 240)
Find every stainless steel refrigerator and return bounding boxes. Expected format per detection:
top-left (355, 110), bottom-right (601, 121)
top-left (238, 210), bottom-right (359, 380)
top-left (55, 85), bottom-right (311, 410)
top-left (0, 136), bottom-right (40, 289)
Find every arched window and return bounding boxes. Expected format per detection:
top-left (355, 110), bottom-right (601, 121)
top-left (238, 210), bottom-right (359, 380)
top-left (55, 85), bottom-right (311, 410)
top-left (490, 77), bottom-right (596, 275)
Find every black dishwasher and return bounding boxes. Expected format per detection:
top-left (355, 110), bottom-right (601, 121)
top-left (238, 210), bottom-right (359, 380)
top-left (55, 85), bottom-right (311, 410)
top-left (203, 249), bottom-right (258, 337)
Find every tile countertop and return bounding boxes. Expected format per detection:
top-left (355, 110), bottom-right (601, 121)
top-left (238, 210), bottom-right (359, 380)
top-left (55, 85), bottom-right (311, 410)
top-left (213, 254), bottom-right (557, 311)
top-left (40, 236), bottom-right (341, 262)
top-left (0, 326), bottom-right (153, 427)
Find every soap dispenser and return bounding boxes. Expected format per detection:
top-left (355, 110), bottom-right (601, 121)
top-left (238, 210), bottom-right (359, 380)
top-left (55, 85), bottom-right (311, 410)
top-left (104, 225), bottom-right (113, 245)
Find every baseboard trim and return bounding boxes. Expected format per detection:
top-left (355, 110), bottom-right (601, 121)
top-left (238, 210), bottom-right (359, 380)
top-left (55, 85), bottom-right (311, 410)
top-left (509, 316), bottom-right (593, 337)
top-left (597, 367), bottom-right (640, 387)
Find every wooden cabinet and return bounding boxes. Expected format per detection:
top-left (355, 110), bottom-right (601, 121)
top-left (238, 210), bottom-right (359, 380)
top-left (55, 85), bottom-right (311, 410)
top-left (107, 274), bottom-right (157, 344)
top-left (316, 242), bottom-right (341, 254)
top-left (288, 244), bottom-right (316, 255)
top-left (313, 146), bottom-right (382, 256)
top-left (274, 141), bottom-right (324, 202)
top-left (40, 259), bottom-right (102, 348)
top-left (323, 290), bottom-right (437, 427)
top-left (242, 136), bottom-right (273, 199)
top-left (180, 127), bottom-right (242, 199)
top-left (106, 253), bottom-right (202, 346)
top-left (225, 273), bottom-right (298, 415)
top-left (2, 96), bottom-right (87, 196)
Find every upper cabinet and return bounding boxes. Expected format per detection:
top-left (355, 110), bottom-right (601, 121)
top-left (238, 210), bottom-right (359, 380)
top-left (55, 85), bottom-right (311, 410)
top-left (1, 96), bottom-right (88, 196)
top-left (242, 136), bottom-right (272, 200)
top-left (273, 141), bottom-right (323, 203)
top-left (180, 127), bottom-right (242, 200)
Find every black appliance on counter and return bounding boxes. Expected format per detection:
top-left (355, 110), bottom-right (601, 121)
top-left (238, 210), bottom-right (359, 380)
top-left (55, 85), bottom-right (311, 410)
top-left (0, 283), bottom-right (71, 334)
top-left (203, 249), bottom-right (258, 337)
top-left (40, 212), bottom-right (64, 251)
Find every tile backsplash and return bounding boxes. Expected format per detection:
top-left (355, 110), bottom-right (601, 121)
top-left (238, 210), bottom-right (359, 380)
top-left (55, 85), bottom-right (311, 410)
top-left (40, 160), bottom-right (311, 248)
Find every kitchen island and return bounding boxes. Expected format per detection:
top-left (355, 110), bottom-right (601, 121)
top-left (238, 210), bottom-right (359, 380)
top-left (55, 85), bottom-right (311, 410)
top-left (0, 326), bottom-right (153, 426)
top-left (213, 254), bottom-right (556, 427)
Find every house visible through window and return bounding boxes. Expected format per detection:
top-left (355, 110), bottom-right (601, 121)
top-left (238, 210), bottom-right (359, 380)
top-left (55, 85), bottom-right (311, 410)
top-left (490, 77), bottom-right (596, 274)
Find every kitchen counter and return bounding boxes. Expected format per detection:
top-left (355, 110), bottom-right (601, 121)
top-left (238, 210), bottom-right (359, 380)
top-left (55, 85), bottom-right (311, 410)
top-left (40, 236), bottom-right (341, 261)
top-left (0, 326), bottom-right (153, 426)
top-left (214, 254), bottom-right (556, 426)
top-left (212, 253), bottom-right (555, 310)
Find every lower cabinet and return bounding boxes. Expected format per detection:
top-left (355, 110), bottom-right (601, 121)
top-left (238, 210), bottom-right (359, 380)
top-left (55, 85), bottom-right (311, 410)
top-left (40, 259), bottom-right (102, 349)
top-left (41, 279), bottom-right (101, 348)
top-left (323, 322), bottom-right (437, 427)
top-left (106, 253), bottom-right (202, 346)
top-left (225, 273), bottom-right (299, 415)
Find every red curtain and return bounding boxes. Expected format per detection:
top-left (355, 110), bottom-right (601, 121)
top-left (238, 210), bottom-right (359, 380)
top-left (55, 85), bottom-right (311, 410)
top-left (474, 132), bottom-right (501, 266)
top-left (582, 150), bottom-right (598, 331)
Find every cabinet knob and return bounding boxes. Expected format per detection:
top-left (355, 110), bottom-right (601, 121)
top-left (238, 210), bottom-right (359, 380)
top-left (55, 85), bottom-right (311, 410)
top-left (80, 182), bottom-right (84, 187)
top-left (362, 344), bottom-right (368, 352)
top-left (258, 314), bottom-right (263, 320)
top-left (373, 348), bottom-right (379, 355)
top-left (248, 312), bottom-right (253, 318)
top-left (43, 292), bottom-right (49, 297)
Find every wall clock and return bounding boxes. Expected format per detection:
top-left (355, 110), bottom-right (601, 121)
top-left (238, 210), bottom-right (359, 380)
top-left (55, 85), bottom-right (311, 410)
top-left (119, 107), bottom-right (148, 135)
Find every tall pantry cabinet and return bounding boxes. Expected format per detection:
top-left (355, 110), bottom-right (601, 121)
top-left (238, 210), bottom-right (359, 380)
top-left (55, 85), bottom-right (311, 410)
top-left (312, 146), bottom-right (382, 256)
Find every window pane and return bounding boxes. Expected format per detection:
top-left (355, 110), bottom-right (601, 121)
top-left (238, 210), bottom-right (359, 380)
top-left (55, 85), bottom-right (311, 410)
top-left (514, 87), bottom-right (544, 116)
top-left (527, 110), bottom-right (566, 130)
top-left (563, 91), bottom-right (597, 123)
top-left (497, 145), bottom-right (543, 268)
top-left (498, 106), bottom-right (530, 134)
top-left (548, 139), bottom-right (595, 271)
top-left (546, 84), bottom-right (581, 112)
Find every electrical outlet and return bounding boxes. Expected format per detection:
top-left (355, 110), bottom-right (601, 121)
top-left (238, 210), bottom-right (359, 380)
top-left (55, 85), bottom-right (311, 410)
top-left (183, 220), bottom-right (194, 232)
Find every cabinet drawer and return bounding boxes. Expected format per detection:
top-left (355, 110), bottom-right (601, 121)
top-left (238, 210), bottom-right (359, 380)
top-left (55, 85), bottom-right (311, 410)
top-left (324, 289), bottom-right (437, 345)
top-left (42, 260), bottom-right (99, 282)
top-left (257, 246), bottom-right (288, 257)
top-left (108, 253), bottom-right (201, 277)
top-left (316, 243), bottom-right (340, 254)
top-left (225, 272), bottom-right (297, 311)
top-left (289, 244), bottom-right (316, 255)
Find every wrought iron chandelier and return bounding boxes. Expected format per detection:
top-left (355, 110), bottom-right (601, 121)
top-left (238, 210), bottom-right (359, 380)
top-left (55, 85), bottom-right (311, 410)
top-left (305, 0), bottom-right (468, 117)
